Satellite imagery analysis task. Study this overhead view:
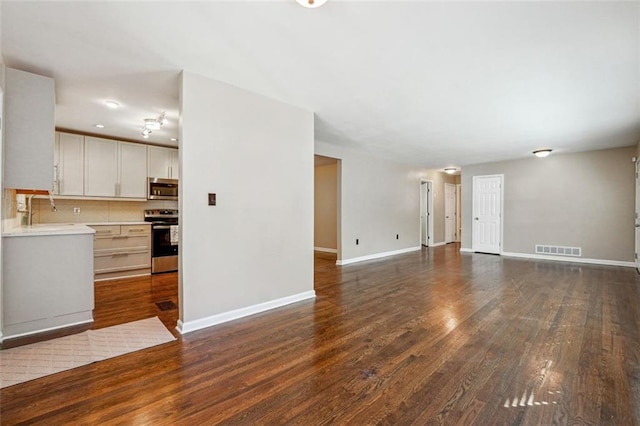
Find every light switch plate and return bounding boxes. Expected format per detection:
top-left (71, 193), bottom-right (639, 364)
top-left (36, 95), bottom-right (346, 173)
top-left (208, 193), bottom-right (216, 206)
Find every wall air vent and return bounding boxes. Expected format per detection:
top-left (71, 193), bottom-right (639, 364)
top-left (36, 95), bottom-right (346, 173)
top-left (535, 245), bottom-right (581, 257)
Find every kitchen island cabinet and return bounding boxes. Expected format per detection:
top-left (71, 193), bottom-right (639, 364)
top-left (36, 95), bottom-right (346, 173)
top-left (1, 224), bottom-right (95, 341)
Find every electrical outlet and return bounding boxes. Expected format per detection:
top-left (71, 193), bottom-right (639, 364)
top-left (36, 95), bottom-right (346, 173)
top-left (73, 207), bottom-right (81, 215)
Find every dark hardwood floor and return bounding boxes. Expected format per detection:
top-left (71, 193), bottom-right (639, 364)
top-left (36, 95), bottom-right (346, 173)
top-left (2, 244), bottom-right (640, 424)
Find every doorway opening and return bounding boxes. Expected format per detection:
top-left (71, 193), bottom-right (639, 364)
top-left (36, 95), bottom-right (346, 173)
top-left (420, 180), bottom-right (434, 247)
top-left (314, 155), bottom-right (341, 264)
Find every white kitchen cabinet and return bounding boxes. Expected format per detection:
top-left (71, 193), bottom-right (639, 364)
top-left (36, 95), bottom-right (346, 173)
top-left (148, 146), bottom-right (179, 179)
top-left (54, 132), bottom-right (84, 196)
top-left (84, 136), bottom-right (118, 197)
top-left (3, 67), bottom-right (55, 190)
top-left (91, 224), bottom-right (151, 281)
top-left (2, 228), bottom-right (95, 339)
top-left (118, 142), bottom-right (147, 198)
top-left (84, 137), bottom-right (148, 199)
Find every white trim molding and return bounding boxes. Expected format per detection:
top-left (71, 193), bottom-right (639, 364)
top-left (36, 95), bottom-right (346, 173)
top-left (429, 241), bottom-right (446, 248)
top-left (337, 246), bottom-right (421, 266)
top-left (501, 251), bottom-right (635, 268)
top-left (459, 247), bottom-right (474, 253)
top-left (176, 290), bottom-right (316, 335)
top-left (314, 247), bottom-right (338, 254)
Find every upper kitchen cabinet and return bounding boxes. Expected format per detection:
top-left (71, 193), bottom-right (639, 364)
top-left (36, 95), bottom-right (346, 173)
top-left (118, 142), bottom-right (147, 198)
top-left (84, 136), bottom-right (147, 199)
top-left (148, 146), bottom-right (179, 179)
top-left (54, 132), bottom-right (84, 196)
top-left (84, 137), bottom-right (118, 197)
top-left (3, 67), bottom-right (55, 190)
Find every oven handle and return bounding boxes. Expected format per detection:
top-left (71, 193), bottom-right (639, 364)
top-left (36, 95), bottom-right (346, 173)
top-left (152, 225), bottom-right (175, 230)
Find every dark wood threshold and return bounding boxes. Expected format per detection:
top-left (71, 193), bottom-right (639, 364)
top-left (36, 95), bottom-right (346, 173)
top-left (0, 321), bottom-right (93, 350)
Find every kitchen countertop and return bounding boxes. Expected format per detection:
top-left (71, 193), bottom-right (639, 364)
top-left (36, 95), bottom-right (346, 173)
top-left (84, 221), bottom-right (149, 226)
top-left (3, 223), bottom-right (96, 237)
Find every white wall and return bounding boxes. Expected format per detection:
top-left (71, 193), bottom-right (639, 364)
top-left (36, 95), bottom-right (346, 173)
top-left (461, 146), bottom-right (636, 263)
top-left (179, 72), bottom-right (314, 332)
top-left (315, 140), bottom-right (460, 262)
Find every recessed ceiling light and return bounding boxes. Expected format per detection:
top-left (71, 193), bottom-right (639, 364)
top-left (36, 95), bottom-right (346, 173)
top-left (95, 124), bottom-right (105, 129)
top-left (170, 138), bottom-right (177, 142)
top-left (105, 100), bottom-right (119, 109)
top-left (533, 149), bottom-right (552, 158)
top-left (444, 167), bottom-right (457, 174)
top-left (296, 0), bottom-right (327, 8)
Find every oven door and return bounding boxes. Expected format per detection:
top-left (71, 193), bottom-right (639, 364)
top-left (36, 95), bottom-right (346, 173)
top-left (152, 225), bottom-right (179, 257)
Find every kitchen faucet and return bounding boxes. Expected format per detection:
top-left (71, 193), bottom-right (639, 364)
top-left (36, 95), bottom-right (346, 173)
top-left (24, 191), bottom-right (56, 226)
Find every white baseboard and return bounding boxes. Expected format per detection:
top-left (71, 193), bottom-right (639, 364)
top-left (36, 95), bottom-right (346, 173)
top-left (429, 242), bottom-right (446, 248)
top-left (176, 290), bottom-right (316, 335)
top-left (459, 247), bottom-right (473, 253)
top-left (314, 247), bottom-right (337, 254)
top-left (337, 246), bottom-right (421, 266)
top-left (501, 251), bottom-right (635, 268)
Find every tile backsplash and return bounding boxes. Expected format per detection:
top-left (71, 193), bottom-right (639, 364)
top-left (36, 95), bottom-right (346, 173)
top-left (32, 198), bottom-right (178, 224)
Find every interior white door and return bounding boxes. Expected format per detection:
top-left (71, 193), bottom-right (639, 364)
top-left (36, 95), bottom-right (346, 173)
top-left (444, 183), bottom-right (456, 243)
top-left (472, 175), bottom-right (502, 254)
top-left (420, 181), bottom-right (433, 246)
top-left (636, 160), bottom-right (640, 272)
top-left (421, 182), bottom-right (428, 246)
top-left (456, 184), bottom-right (462, 242)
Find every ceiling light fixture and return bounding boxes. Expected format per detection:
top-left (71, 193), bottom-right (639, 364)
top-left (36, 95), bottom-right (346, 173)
top-left (140, 111), bottom-right (167, 138)
top-left (105, 100), bottom-right (119, 109)
top-left (295, 0), bottom-right (327, 8)
top-left (444, 167), bottom-right (457, 174)
top-left (533, 149), bottom-right (552, 158)
top-left (170, 138), bottom-right (177, 142)
top-left (95, 124), bottom-right (105, 129)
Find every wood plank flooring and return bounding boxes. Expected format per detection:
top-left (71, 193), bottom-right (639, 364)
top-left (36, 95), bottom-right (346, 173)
top-left (2, 244), bottom-right (640, 424)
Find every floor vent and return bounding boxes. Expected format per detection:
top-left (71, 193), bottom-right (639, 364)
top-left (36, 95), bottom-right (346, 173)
top-left (535, 245), bottom-right (581, 257)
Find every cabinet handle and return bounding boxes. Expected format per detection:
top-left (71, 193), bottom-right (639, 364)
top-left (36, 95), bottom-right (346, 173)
top-left (112, 235), bottom-right (129, 239)
top-left (112, 253), bottom-right (129, 257)
top-left (128, 228), bottom-right (144, 232)
top-left (96, 229), bottom-right (112, 234)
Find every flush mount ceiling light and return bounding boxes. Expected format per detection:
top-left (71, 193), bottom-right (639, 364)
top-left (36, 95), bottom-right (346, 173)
top-left (95, 124), bottom-right (105, 129)
top-left (105, 100), bottom-right (119, 109)
top-left (444, 167), bottom-right (457, 174)
top-left (141, 111), bottom-right (167, 138)
top-left (533, 149), bottom-right (552, 158)
top-left (296, 0), bottom-right (327, 8)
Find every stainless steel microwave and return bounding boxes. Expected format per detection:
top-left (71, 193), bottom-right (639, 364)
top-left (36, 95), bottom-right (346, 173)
top-left (148, 178), bottom-right (178, 200)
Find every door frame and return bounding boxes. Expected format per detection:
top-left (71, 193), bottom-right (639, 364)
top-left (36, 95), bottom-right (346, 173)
top-left (471, 174), bottom-right (504, 254)
top-left (455, 183), bottom-right (462, 242)
top-left (420, 179), bottom-right (434, 247)
top-left (635, 159), bottom-right (640, 273)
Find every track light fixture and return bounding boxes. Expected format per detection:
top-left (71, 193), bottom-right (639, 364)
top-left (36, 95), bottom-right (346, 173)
top-left (141, 111), bottom-right (167, 138)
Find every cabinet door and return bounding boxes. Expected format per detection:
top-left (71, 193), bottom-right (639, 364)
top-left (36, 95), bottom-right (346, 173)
top-left (3, 68), bottom-right (55, 190)
top-left (169, 149), bottom-right (179, 179)
top-left (55, 132), bottom-right (84, 196)
top-left (84, 137), bottom-right (118, 197)
top-left (147, 146), bottom-right (171, 179)
top-left (118, 142), bottom-right (147, 198)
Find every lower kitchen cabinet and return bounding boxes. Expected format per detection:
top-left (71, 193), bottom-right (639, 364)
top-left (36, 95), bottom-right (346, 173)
top-left (2, 229), bottom-right (95, 340)
top-left (91, 224), bottom-right (151, 281)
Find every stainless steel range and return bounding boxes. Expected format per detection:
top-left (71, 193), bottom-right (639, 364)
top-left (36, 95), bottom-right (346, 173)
top-left (144, 209), bottom-right (178, 274)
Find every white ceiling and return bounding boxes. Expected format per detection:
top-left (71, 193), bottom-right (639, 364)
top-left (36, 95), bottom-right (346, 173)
top-left (2, 1), bottom-right (639, 167)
